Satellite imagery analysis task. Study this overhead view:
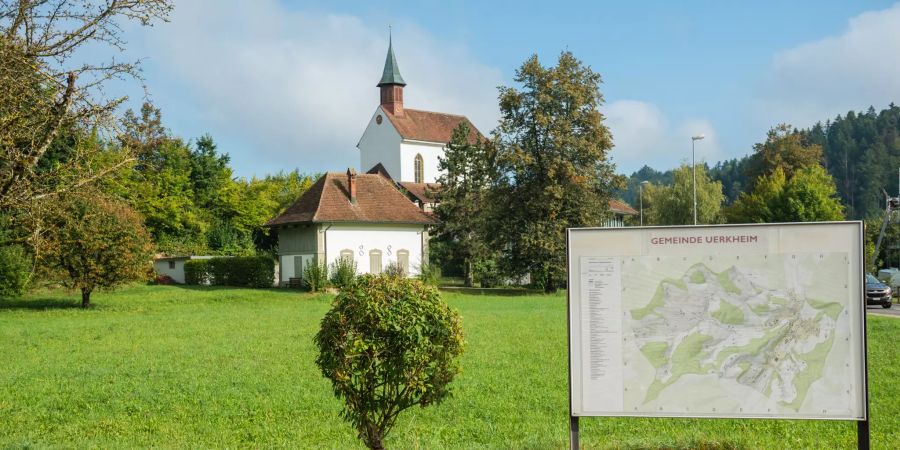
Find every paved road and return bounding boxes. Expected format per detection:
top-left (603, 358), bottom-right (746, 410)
top-left (867, 304), bottom-right (900, 318)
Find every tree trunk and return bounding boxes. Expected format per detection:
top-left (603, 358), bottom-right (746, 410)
top-left (81, 288), bottom-right (92, 308)
top-left (363, 425), bottom-right (384, 450)
top-left (464, 260), bottom-right (474, 288)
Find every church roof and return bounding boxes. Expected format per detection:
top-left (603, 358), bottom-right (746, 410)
top-left (266, 172), bottom-right (435, 226)
top-left (399, 181), bottom-right (441, 204)
top-left (377, 38), bottom-right (406, 87)
top-left (384, 108), bottom-right (481, 144)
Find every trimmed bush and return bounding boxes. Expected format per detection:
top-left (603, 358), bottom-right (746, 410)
top-left (0, 245), bottom-right (31, 298)
top-left (184, 259), bottom-right (210, 285)
top-left (185, 256), bottom-right (274, 288)
top-left (315, 275), bottom-right (465, 449)
top-left (303, 261), bottom-right (329, 292)
top-left (329, 257), bottom-right (357, 290)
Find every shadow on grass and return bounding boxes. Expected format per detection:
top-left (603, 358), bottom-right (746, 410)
top-left (438, 286), bottom-right (546, 296)
top-left (0, 297), bottom-right (82, 311)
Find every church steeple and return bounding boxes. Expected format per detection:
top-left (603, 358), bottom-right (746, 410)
top-left (378, 30), bottom-right (406, 116)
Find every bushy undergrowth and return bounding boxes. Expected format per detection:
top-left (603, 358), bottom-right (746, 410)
top-left (329, 257), bottom-right (357, 290)
top-left (184, 256), bottom-right (274, 288)
top-left (303, 261), bottom-right (328, 292)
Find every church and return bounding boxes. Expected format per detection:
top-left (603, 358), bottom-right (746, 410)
top-left (267, 39), bottom-right (635, 286)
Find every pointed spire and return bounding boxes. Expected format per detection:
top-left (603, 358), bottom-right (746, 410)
top-left (377, 27), bottom-right (406, 87)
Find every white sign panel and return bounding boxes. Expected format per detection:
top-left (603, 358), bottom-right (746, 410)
top-left (568, 222), bottom-right (867, 420)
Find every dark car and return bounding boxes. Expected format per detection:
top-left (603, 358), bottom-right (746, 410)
top-left (866, 273), bottom-right (893, 308)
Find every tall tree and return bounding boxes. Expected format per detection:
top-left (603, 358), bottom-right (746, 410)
top-left (432, 122), bottom-right (494, 287)
top-left (643, 164), bottom-right (725, 226)
top-left (491, 52), bottom-right (622, 292)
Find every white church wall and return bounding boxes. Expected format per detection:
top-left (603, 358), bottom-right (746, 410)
top-left (400, 140), bottom-right (446, 183)
top-left (357, 107), bottom-right (403, 177)
top-left (324, 223), bottom-right (425, 276)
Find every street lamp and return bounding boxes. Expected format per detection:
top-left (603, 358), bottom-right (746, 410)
top-left (640, 180), bottom-right (649, 226)
top-left (691, 134), bottom-right (705, 225)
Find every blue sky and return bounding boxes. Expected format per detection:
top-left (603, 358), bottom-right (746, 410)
top-left (110, 0), bottom-right (900, 178)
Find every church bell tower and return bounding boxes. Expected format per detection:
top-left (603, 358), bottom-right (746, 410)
top-left (377, 33), bottom-right (406, 116)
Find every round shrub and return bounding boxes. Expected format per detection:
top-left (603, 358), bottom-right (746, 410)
top-left (315, 275), bottom-right (465, 449)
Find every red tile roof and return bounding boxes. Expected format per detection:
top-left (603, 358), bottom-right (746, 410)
top-left (385, 108), bottom-right (480, 144)
top-left (609, 199), bottom-right (638, 215)
top-left (266, 172), bottom-right (436, 226)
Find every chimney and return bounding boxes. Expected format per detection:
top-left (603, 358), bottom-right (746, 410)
top-left (347, 168), bottom-right (357, 204)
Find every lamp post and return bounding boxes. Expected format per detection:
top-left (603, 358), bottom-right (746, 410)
top-left (691, 134), bottom-right (705, 225)
top-left (640, 180), bottom-right (649, 226)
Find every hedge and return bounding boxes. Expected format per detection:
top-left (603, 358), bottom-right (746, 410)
top-left (183, 256), bottom-right (274, 288)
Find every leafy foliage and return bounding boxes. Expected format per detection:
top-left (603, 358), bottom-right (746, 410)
top-left (726, 166), bottom-right (844, 223)
top-left (383, 261), bottom-right (406, 278)
top-left (314, 275), bottom-right (465, 449)
top-left (642, 164), bottom-right (725, 225)
top-left (0, 244), bottom-right (31, 298)
top-left (491, 52), bottom-right (623, 292)
top-left (303, 261), bottom-right (329, 292)
top-left (329, 257), bottom-right (358, 290)
top-left (183, 257), bottom-right (273, 288)
top-left (47, 193), bottom-right (153, 307)
top-left (184, 260), bottom-right (210, 286)
top-left (433, 122), bottom-right (495, 287)
top-left (416, 261), bottom-right (440, 286)
top-left (745, 124), bottom-right (824, 185)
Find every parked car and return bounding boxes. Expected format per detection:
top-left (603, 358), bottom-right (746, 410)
top-left (866, 273), bottom-right (893, 308)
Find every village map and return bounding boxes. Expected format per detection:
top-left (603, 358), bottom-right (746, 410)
top-left (620, 253), bottom-right (854, 416)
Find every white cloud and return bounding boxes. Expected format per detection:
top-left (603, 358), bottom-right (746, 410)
top-left (605, 100), bottom-right (721, 174)
top-left (757, 3), bottom-right (900, 128)
top-left (133, 0), bottom-right (501, 176)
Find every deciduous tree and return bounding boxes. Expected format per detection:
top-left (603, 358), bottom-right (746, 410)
top-left (642, 164), bottom-right (725, 226)
top-left (48, 192), bottom-right (153, 307)
top-left (491, 52), bottom-right (623, 292)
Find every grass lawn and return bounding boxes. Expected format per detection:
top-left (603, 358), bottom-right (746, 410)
top-left (0, 285), bottom-right (898, 449)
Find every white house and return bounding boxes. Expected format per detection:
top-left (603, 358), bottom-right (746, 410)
top-left (267, 169), bottom-right (434, 286)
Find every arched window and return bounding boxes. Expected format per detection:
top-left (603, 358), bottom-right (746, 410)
top-left (396, 249), bottom-right (409, 276)
top-left (414, 154), bottom-right (424, 183)
top-left (340, 249), bottom-right (354, 262)
top-left (369, 249), bottom-right (383, 274)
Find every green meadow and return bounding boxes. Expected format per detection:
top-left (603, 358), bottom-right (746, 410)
top-left (1, 285), bottom-right (897, 449)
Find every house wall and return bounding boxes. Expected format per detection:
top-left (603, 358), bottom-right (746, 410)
top-left (357, 106), bottom-right (403, 177)
top-left (400, 141), bottom-right (445, 183)
top-left (277, 225), bottom-right (320, 286)
top-left (323, 223), bottom-right (425, 276)
top-left (153, 259), bottom-right (186, 283)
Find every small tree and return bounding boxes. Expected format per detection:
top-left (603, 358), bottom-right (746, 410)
top-left (315, 276), bottom-right (465, 449)
top-left (49, 193), bottom-right (153, 307)
top-left (303, 261), bottom-right (328, 292)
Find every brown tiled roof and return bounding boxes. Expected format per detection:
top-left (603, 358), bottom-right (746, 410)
top-left (385, 108), bottom-right (480, 144)
top-left (609, 199), bottom-right (638, 215)
top-left (399, 181), bottom-right (441, 204)
top-left (266, 172), bottom-right (436, 226)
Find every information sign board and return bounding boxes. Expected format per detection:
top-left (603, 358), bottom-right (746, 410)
top-left (567, 222), bottom-right (867, 420)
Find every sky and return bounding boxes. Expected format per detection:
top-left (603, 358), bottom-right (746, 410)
top-left (103, 0), bottom-right (900, 178)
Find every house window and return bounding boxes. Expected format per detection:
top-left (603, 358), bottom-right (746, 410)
top-left (340, 249), bottom-right (354, 262)
top-left (370, 249), bottom-right (383, 274)
top-left (414, 154), bottom-right (424, 183)
top-left (396, 250), bottom-right (409, 275)
top-left (168, 261), bottom-right (175, 270)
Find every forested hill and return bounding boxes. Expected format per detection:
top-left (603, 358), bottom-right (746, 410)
top-left (619, 104), bottom-right (900, 220)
